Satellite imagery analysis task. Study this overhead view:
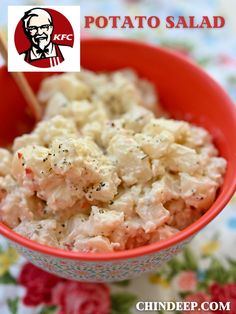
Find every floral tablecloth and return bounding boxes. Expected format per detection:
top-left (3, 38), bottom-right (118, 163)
top-left (0, 0), bottom-right (236, 313)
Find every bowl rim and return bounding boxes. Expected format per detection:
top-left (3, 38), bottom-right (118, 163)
top-left (0, 37), bottom-right (236, 262)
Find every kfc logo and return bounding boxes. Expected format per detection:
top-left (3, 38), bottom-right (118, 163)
top-left (8, 6), bottom-right (80, 72)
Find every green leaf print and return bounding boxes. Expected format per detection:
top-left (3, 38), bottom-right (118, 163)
top-left (205, 258), bottom-right (230, 284)
top-left (227, 257), bottom-right (236, 268)
top-left (196, 56), bottom-right (212, 67)
top-left (7, 297), bottom-right (19, 314)
top-left (183, 247), bottom-right (198, 271)
top-left (0, 271), bottom-right (17, 284)
top-left (39, 305), bottom-right (58, 314)
top-left (110, 292), bottom-right (137, 314)
top-left (114, 279), bottom-right (130, 287)
top-left (197, 280), bottom-right (210, 291)
top-left (0, 245), bottom-right (4, 253)
top-left (166, 258), bottom-right (185, 280)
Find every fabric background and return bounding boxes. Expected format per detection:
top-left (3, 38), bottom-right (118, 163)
top-left (0, 1), bottom-right (235, 313)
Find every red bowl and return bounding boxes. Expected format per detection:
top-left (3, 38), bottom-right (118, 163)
top-left (0, 38), bottom-right (236, 282)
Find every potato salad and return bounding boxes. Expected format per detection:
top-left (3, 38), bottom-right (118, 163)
top-left (0, 69), bottom-right (226, 252)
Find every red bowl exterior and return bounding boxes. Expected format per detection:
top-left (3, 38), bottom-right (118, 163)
top-left (0, 38), bottom-right (236, 267)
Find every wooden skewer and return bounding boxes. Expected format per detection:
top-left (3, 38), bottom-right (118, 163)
top-left (0, 32), bottom-right (42, 121)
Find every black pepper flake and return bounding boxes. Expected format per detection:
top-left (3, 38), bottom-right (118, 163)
top-left (109, 201), bottom-right (114, 205)
top-left (59, 144), bottom-right (62, 149)
top-left (101, 182), bottom-right (106, 187)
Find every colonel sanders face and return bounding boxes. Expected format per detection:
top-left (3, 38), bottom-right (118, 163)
top-left (24, 9), bottom-right (54, 51)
